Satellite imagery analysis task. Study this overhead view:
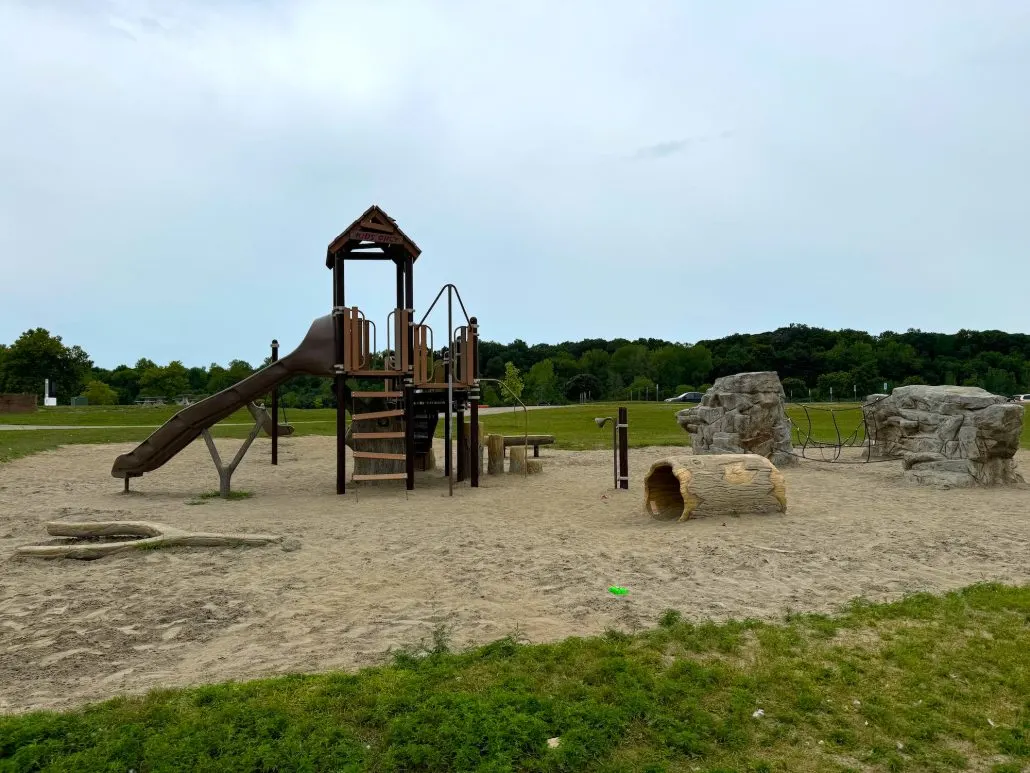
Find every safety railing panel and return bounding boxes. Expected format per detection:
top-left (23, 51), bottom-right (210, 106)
top-left (342, 307), bottom-right (372, 371)
top-left (413, 324), bottom-right (432, 385)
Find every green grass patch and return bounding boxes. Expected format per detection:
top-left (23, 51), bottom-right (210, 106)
top-left (1, 583), bottom-right (1027, 771)
top-left (3, 402), bottom-right (1028, 464)
top-left (0, 410), bottom-right (339, 464)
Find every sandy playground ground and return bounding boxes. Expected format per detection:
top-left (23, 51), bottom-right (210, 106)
top-left (1, 437), bottom-right (1028, 714)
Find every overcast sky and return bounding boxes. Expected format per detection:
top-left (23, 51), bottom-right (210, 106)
top-left (2, 0), bottom-right (1029, 369)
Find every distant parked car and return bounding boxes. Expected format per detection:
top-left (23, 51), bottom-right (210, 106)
top-left (664, 391), bottom-right (703, 403)
top-left (1010, 394), bottom-right (1030, 404)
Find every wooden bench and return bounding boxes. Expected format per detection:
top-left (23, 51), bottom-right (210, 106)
top-left (502, 434), bottom-right (555, 458)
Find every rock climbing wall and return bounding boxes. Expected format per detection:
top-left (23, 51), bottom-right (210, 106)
top-left (862, 385), bottom-right (1024, 487)
top-left (676, 371), bottom-right (797, 467)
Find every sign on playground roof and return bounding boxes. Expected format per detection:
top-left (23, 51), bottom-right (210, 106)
top-left (349, 229), bottom-right (404, 245)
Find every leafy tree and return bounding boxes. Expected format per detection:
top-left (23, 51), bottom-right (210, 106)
top-left (564, 373), bottom-right (603, 402)
top-left (578, 349), bottom-right (611, 387)
top-left (138, 361), bottom-right (189, 399)
top-left (82, 380), bottom-right (119, 405)
top-left (206, 364), bottom-right (234, 394)
top-left (627, 375), bottom-right (655, 399)
top-left (983, 367), bottom-right (1017, 396)
top-left (525, 359), bottom-right (559, 404)
top-left (816, 371), bottom-right (854, 402)
top-left (876, 339), bottom-right (921, 382)
top-left (187, 366), bottom-right (208, 392)
top-left (780, 377), bottom-right (807, 400)
top-left (500, 362), bottom-right (524, 405)
top-left (107, 366), bottom-right (141, 404)
top-left (226, 359), bottom-right (254, 384)
top-left (0, 328), bottom-right (92, 401)
top-left (482, 355), bottom-right (506, 380)
top-left (610, 344), bottom-right (649, 384)
top-left (551, 352), bottom-right (580, 382)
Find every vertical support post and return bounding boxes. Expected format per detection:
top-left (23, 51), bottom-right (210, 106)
top-left (336, 377), bottom-right (347, 495)
top-left (617, 406), bottom-right (629, 490)
top-left (469, 317), bottom-right (479, 379)
top-left (395, 258), bottom-right (404, 314)
top-left (271, 339), bottom-right (279, 466)
top-left (333, 252), bottom-right (347, 496)
top-left (612, 422), bottom-right (618, 489)
top-left (446, 286), bottom-right (454, 496)
top-left (404, 384), bottom-right (415, 490)
top-left (469, 394), bottom-right (480, 488)
top-left (456, 407), bottom-right (467, 482)
top-left (405, 257), bottom-right (414, 369)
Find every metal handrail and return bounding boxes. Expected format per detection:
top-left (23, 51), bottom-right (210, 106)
top-left (476, 377), bottom-right (530, 478)
top-left (418, 283), bottom-right (471, 327)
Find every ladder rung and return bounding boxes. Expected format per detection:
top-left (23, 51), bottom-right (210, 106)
top-left (352, 431), bottom-right (405, 439)
top-left (352, 473), bottom-right (408, 481)
top-left (352, 391), bottom-right (404, 398)
top-left (352, 451), bottom-right (406, 460)
top-left (351, 409), bottom-right (404, 420)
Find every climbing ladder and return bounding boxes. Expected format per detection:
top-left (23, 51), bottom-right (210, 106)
top-left (349, 388), bottom-right (407, 483)
top-left (347, 385), bottom-right (440, 483)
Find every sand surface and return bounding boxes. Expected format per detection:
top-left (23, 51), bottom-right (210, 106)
top-left (1, 437), bottom-right (1028, 714)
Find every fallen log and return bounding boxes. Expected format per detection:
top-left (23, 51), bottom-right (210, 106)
top-left (643, 454), bottom-right (786, 522)
top-left (15, 521), bottom-right (283, 560)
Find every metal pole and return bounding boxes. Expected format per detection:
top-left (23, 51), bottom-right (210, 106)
top-left (446, 286), bottom-right (454, 496)
top-left (333, 254), bottom-right (346, 495)
top-left (271, 339), bottom-right (279, 466)
top-left (617, 406), bottom-right (628, 490)
top-left (605, 420), bottom-right (613, 486)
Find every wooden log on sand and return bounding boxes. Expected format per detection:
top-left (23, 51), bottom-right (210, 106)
top-left (509, 446), bottom-right (527, 474)
top-left (487, 434), bottom-right (505, 475)
top-left (15, 521), bottom-right (282, 560)
top-left (527, 459), bottom-right (543, 474)
top-left (643, 454), bottom-right (786, 522)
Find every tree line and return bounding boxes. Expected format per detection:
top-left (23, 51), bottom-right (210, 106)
top-left (1, 323), bottom-right (1028, 408)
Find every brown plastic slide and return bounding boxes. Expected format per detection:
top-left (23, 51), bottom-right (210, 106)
top-left (111, 315), bottom-right (336, 480)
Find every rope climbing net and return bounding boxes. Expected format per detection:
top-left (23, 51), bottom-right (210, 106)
top-left (787, 396), bottom-right (898, 464)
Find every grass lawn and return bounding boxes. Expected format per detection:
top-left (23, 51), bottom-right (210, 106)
top-left (1, 583), bottom-right (1027, 772)
top-left (3, 402), bottom-right (1029, 464)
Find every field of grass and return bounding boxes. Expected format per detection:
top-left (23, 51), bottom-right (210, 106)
top-left (3, 402), bottom-right (1029, 464)
top-left (1, 583), bottom-right (1027, 771)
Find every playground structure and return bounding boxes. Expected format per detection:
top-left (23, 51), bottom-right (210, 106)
top-left (111, 205), bottom-right (481, 496)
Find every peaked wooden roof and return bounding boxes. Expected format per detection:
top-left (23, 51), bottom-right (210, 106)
top-left (325, 205), bottom-right (422, 267)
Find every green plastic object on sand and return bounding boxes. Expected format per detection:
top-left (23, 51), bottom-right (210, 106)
top-left (608, 586), bottom-right (629, 595)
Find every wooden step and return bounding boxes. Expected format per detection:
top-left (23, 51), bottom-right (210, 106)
top-left (352, 451), bottom-right (406, 461)
top-left (352, 473), bottom-right (408, 481)
top-left (351, 431), bottom-right (405, 440)
top-left (352, 391), bottom-right (404, 399)
top-left (351, 409), bottom-right (404, 421)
